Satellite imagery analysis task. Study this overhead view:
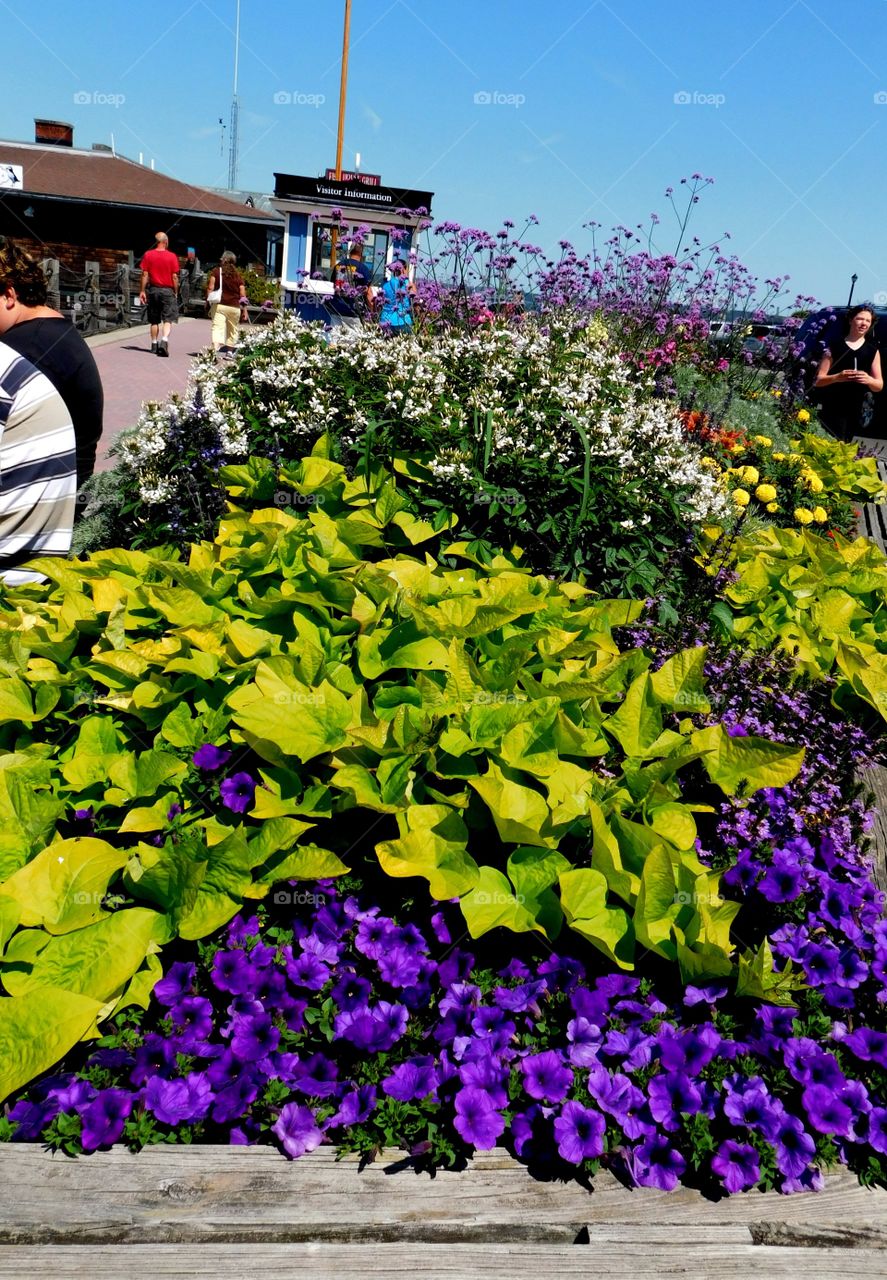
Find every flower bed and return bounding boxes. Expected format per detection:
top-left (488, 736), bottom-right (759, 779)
top-left (4, 197), bottom-right (887, 1197)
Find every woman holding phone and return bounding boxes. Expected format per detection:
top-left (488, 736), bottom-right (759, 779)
top-left (814, 305), bottom-right (882, 441)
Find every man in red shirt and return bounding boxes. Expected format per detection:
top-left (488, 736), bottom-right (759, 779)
top-left (139, 232), bottom-right (179, 356)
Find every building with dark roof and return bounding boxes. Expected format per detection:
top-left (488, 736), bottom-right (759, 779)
top-left (0, 119), bottom-right (282, 275)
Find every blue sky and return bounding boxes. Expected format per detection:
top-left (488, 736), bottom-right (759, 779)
top-left (3, 0), bottom-right (885, 306)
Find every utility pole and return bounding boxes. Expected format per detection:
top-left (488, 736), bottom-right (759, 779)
top-left (329, 0), bottom-right (352, 277)
top-left (227, 0), bottom-right (241, 190)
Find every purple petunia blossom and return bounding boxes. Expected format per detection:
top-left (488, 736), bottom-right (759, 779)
top-left (143, 1074), bottom-right (212, 1126)
top-left (168, 996), bottom-right (214, 1047)
top-left (553, 1101), bottom-right (606, 1164)
top-left (631, 1135), bottom-right (686, 1191)
top-left (212, 1078), bottom-right (260, 1125)
top-left (333, 1002), bottom-right (408, 1052)
top-left (566, 1017), bottom-right (603, 1067)
top-left (772, 1114), bottom-right (816, 1179)
top-left (758, 850), bottom-right (805, 903)
top-left (329, 1085), bottom-right (378, 1128)
top-left (711, 1140), bottom-right (760, 1193)
top-left (79, 1089), bottom-right (132, 1152)
top-left (382, 1057), bottom-right (438, 1102)
top-left (290, 1052), bottom-right (339, 1098)
top-left (285, 951), bottom-right (331, 991)
top-left (192, 743), bottom-right (232, 771)
top-left (802, 1085), bottom-right (853, 1137)
top-left (647, 1072), bottom-right (702, 1131)
top-left (230, 1014), bottom-right (280, 1062)
top-left (212, 950), bottom-right (257, 996)
top-left (7, 1099), bottom-right (58, 1140)
top-left (273, 1103), bottom-right (325, 1160)
top-left (521, 1051), bottom-right (573, 1103)
top-left (153, 961), bottom-right (196, 1006)
top-left (452, 1086), bottom-right (505, 1149)
top-left (220, 772), bottom-right (257, 813)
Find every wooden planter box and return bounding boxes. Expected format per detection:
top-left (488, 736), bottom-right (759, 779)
top-left (0, 1145), bottom-right (886, 1277)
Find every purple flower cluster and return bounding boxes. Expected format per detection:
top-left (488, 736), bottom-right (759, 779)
top-left (6, 860), bottom-right (886, 1196)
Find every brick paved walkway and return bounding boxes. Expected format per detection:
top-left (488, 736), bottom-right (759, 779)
top-left (86, 318), bottom-right (212, 473)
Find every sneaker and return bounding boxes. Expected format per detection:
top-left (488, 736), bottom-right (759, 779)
top-left (150, 342), bottom-right (158, 354)
top-left (157, 343), bottom-right (169, 357)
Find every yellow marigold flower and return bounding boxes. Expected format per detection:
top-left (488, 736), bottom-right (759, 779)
top-left (813, 506), bottom-right (828, 522)
top-left (794, 507), bottom-right (815, 524)
top-left (739, 465), bottom-right (760, 485)
top-left (753, 435), bottom-right (773, 447)
top-left (808, 476), bottom-right (824, 493)
top-left (766, 502), bottom-right (780, 513)
top-left (771, 451), bottom-right (787, 461)
top-left (797, 409), bottom-right (811, 423)
top-left (729, 443), bottom-right (745, 453)
top-left (755, 483), bottom-right (777, 503)
top-left (732, 488), bottom-right (751, 508)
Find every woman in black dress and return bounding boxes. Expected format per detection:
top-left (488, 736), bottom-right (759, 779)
top-left (814, 305), bottom-right (883, 441)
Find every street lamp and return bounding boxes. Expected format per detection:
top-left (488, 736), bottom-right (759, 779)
top-left (848, 273), bottom-right (858, 307)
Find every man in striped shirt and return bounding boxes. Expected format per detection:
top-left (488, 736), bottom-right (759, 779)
top-left (0, 342), bottom-right (76, 583)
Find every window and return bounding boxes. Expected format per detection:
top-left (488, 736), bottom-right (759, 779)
top-left (309, 224), bottom-right (390, 282)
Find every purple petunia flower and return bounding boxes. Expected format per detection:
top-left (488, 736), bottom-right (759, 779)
top-left (566, 1017), bottom-right (603, 1067)
top-left (758, 850), bottom-right (805, 903)
top-left (647, 1072), bottom-right (702, 1131)
top-left (802, 1085), bottom-right (853, 1137)
top-left (230, 1014), bottom-right (280, 1062)
top-left (220, 771), bottom-right (257, 813)
top-left (383, 1057), bottom-right (438, 1102)
top-left (143, 1074), bottom-right (212, 1126)
top-left (290, 1052), bottom-right (339, 1098)
top-left (273, 1103), bottom-right (325, 1160)
top-left (521, 1051), bottom-right (573, 1104)
top-left (79, 1089), bottom-right (132, 1152)
top-left (772, 1114), bottom-right (816, 1178)
top-left (452, 1086), bottom-right (505, 1150)
top-left (329, 1085), bottom-right (378, 1128)
top-left (153, 961), bottom-right (196, 1006)
top-left (7, 1099), bottom-right (59, 1140)
top-left (212, 950), bottom-right (257, 996)
top-left (285, 951), bottom-right (331, 991)
top-left (711, 1140), bottom-right (760, 1193)
top-left (212, 1077), bottom-right (260, 1125)
top-left (631, 1135), bottom-right (686, 1191)
top-left (554, 1101), bottom-right (606, 1164)
top-left (193, 743), bottom-right (232, 771)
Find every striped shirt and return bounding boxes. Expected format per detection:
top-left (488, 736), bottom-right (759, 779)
top-left (0, 342), bottom-right (76, 583)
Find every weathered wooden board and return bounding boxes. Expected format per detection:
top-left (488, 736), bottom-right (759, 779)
top-left (0, 1146), bottom-right (884, 1246)
top-left (2, 1241), bottom-right (886, 1279)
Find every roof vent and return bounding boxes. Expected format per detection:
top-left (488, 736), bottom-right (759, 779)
top-left (35, 119), bottom-right (73, 147)
top-left (91, 143), bottom-right (113, 152)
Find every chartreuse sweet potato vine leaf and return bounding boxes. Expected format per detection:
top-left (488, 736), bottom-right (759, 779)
top-left (0, 455), bottom-right (818, 1099)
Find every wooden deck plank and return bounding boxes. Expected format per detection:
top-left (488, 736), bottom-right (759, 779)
top-left (1, 1242), bottom-right (886, 1279)
top-left (0, 1147), bottom-right (885, 1245)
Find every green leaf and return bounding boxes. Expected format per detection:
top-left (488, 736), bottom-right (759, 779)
top-left (650, 646), bottom-right (711, 715)
top-left (468, 762), bottom-right (554, 848)
top-left (633, 844), bottom-right (681, 960)
top-left (2, 908), bottom-right (164, 1002)
top-left (460, 866), bottom-right (546, 938)
top-left (227, 659), bottom-right (351, 764)
top-left (735, 939), bottom-right (803, 1007)
top-left (0, 837), bottom-right (127, 935)
top-left (691, 724), bottom-right (805, 796)
top-left (0, 985), bottom-right (103, 1104)
top-left (558, 868), bottom-right (634, 968)
top-left (376, 805), bottom-right (480, 899)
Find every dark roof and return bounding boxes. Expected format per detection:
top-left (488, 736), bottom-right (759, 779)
top-left (0, 141), bottom-right (276, 222)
